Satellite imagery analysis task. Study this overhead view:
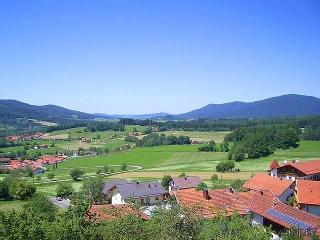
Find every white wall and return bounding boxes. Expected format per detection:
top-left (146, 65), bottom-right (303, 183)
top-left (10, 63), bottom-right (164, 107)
top-left (111, 189), bottom-right (125, 204)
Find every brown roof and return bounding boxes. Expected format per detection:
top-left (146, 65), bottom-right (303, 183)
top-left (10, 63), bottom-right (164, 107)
top-left (87, 204), bottom-right (149, 222)
top-left (174, 188), bottom-right (252, 218)
top-left (269, 160), bottom-right (280, 170)
top-left (171, 176), bottom-right (203, 190)
top-left (296, 180), bottom-right (320, 206)
top-left (279, 160), bottom-right (320, 176)
top-left (243, 173), bottom-right (294, 197)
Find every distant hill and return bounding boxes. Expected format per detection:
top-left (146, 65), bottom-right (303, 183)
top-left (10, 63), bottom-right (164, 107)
top-left (0, 100), bottom-right (94, 121)
top-left (175, 94), bottom-right (320, 119)
top-left (94, 112), bottom-right (169, 120)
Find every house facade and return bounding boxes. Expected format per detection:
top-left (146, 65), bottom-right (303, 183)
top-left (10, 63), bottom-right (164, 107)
top-left (271, 159), bottom-right (320, 181)
top-left (104, 181), bottom-right (167, 205)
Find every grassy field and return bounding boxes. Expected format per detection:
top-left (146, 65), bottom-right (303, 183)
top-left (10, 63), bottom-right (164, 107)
top-left (47, 140), bottom-right (320, 174)
top-left (162, 130), bottom-right (230, 143)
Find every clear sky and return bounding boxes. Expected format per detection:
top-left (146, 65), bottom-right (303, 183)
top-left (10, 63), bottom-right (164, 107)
top-left (0, 0), bottom-right (319, 114)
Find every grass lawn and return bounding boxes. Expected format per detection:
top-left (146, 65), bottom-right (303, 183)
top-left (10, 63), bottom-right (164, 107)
top-left (162, 130), bottom-right (230, 143)
top-left (0, 200), bottom-right (26, 211)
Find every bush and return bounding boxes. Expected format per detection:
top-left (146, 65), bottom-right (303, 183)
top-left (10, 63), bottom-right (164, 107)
top-left (56, 182), bottom-right (74, 198)
top-left (210, 174), bottom-right (218, 181)
top-left (216, 161), bottom-right (235, 172)
top-left (230, 179), bottom-right (244, 191)
top-left (196, 182), bottom-right (208, 191)
top-left (120, 163), bottom-right (127, 171)
top-left (70, 168), bottom-right (85, 181)
top-left (10, 181), bottom-right (36, 200)
top-left (161, 175), bottom-right (172, 190)
top-left (0, 180), bottom-right (10, 199)
top-left (47, 172), bottom-right (55, 180)
top-left (103, 165), bottom-right (110, 173)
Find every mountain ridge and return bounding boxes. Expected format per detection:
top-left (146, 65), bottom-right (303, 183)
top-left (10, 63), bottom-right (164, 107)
top-left (1, 94), bottom-right (320, 121)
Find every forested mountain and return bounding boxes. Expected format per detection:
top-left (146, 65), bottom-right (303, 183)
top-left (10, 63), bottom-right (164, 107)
top-left (94, 112), bottom-right (169, 120)
top-left (176, 94), bottom-right (320, 119)
top-left (0, 100), bottom-right (94, 121)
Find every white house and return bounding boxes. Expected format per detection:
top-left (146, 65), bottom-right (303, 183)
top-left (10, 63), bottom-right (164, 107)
top-left (105, 181), bottom-right (167, 205)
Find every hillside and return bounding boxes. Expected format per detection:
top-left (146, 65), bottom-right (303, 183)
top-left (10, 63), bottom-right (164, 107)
top-left (176, 94), bottom-right (320, 119)
top-left (0, 100), bottom-right (94, 121)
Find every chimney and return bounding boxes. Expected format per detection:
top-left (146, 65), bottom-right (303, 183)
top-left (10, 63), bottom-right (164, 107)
top-left (148, 184), bottom-right (151, 189)
top-left (202, 189), bottom-right (211, 200)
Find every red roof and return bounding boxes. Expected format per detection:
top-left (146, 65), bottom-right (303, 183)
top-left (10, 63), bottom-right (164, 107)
top-left (248, 192), bottom-right (320, 234)
top-left (243, 173), bottom-right (294, 197)
top-left (87, 204), bottom-right (149, 222)
top-left (269, 160), bottom-right (280, 170)
top-left (174, 188), bottom-right (252, 218)
top-left (296, 180), bottom-right (320, 206)
top-left (279, 160), bottom-right (320, 176)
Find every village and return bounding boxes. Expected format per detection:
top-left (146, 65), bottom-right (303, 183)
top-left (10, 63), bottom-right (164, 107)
top-left (76, 158), bottom-right (320, 239)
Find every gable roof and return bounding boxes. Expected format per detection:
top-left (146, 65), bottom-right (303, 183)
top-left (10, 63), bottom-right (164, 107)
top-left (174, 188), bottom-right (252, 218)
top-left (248, 193), bottom-right (320, 233)
top-left (102, 179), bottom-right (129, 194)
top-left (243, 173), bottom-right (294, 197)
top-left (171, 176), bottom-right (203, 190)
top-left (269, 160), bottom-right (280, 170)
top-left (296, 180), bottom-right (320, 206)
top-left (116, 181), bottom-right (167, 199)
top-left (88, 204), bottom-right (149, 222)
top-left (278, 160), bottom-right (320, 176)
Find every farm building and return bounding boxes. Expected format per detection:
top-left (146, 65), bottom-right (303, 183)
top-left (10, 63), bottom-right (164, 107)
top-left (243, 173), bottom-right (294, 203)
top-left (169, 176), bottom-right (203, 192)
top-left (296, 180), bottom-right (320, 217)
top-left (270, 159), bottom-right (320, 181)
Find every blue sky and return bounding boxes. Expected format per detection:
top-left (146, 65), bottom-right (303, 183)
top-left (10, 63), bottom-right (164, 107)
top-left (0, 0), bottom-right (319, 114)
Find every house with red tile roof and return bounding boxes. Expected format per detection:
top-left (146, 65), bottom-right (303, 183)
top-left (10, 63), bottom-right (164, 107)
top-left (243, 173), bottom-right (294, 203)
top-left (169, 176), bottom-right (203, 192)
top-left (272, 159), bottom-right (320, 181)
top-left (174, 188), bottom-right (252, 218)
top-left (87, 204), bottom-right (149, 222)
top-left (174, 188), bottom-right (320, 236)
top-left (248, 192), bottom-right (320, 236)
top-left (296, 180), bottom-right (320, 217)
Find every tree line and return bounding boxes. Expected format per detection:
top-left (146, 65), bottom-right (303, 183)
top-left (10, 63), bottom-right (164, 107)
top-left (226, 124), bottom-right (300, 161)
top-left (125, 133), bottom-right (191, 147)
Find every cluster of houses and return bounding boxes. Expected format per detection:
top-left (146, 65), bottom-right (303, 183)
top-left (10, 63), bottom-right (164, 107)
top-left (0, 155), bottom-right (66, 173)
top-left (86, 159), bottom-right (320, 237)
top-left (5, 132), bottom-right (45, 142)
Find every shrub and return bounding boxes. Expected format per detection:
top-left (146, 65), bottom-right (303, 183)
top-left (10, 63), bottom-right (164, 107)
top-left (161, 175), bottom-right (172, 190)
top-left (56, 182), bottom-right (74, 198)
top-left (120, 163), bottom-right (127, 171)
top-left (216, 161), bottom-right (235, 172)
top-left (47, 172), bottom-right (55, 180)
top-left (70, 168), bottom-right (85, 181)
